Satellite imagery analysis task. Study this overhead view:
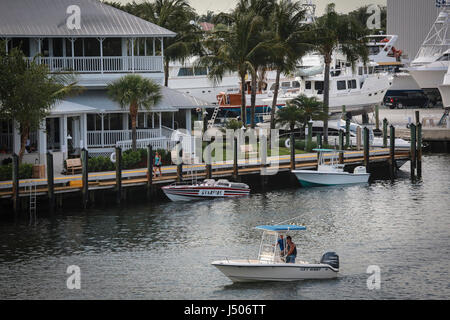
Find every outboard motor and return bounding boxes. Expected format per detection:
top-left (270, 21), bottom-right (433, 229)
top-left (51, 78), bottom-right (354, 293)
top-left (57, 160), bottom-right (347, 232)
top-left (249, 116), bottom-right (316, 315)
top-left (320, 252), bottom-right (339, 269)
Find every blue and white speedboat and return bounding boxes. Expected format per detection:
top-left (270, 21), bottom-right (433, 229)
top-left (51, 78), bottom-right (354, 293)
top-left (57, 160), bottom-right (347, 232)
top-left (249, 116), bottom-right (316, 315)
top-left (292, 149), bottom-right (370, 187)
top-left (212, 225), bottom-right (339, 282)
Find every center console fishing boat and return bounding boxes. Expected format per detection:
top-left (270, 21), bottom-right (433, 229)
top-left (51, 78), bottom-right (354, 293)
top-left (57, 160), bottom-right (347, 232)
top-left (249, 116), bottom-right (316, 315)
top-left (292, 149), bottom-right (370, 187)
top-left (212, 225), bottom-right (339, 282)
top-left (162, 179), bottom-right (250, 202)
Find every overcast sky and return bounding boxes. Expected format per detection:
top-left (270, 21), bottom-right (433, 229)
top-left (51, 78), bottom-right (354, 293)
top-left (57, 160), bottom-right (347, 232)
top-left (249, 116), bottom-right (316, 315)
top-left (116, 0), bottom-right (387, 15)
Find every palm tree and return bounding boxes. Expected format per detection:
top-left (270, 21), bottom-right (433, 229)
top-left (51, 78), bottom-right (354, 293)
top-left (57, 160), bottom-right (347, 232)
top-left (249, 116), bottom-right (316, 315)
top-left (310, 3), bottom-right (368, 143)
top-left (199, 9), bottom-right (266, 126)
top-left (286, 94), bottom-right (326, 131)
top-left (0, 45), bottom-right (82, 162)
top-left (268, 0), bottom-right (311, 130)
top-left (275, 101), bottom-right (304, 134)
top-left (110, 0), bottom-right (200, 87)
top-left (107, 75), bottom-right (162, 151)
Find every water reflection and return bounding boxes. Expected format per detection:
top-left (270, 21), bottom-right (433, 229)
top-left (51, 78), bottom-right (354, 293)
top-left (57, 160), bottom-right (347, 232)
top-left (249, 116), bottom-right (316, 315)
top-left (0, 155), bottom-right (449, 299)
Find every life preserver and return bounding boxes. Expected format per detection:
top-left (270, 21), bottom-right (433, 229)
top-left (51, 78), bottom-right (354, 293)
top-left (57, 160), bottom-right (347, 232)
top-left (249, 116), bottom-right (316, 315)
top-left (285, 139), bottom-right (290, 148)
top-left (110, 152), bottom-right (116, 163)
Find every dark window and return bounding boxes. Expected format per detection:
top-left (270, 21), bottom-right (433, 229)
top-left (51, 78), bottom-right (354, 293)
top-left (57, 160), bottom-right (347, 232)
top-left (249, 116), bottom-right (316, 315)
top-left (292, 81), bottom-right (300, 88)
top-left (194, 67), bottom-right (208, 76)
top-left (103, 38), bottom-right (122, 56)
top-left (314, 81), bottom-right (323, 91)
top-left (305, 81), bottom-right (312, 90)
top-left (337, 81), bottom-right (346, 90)
top-left (347, 80), bottom-right (357, 89)
top-left (178, 67), bottom-right (194, 76)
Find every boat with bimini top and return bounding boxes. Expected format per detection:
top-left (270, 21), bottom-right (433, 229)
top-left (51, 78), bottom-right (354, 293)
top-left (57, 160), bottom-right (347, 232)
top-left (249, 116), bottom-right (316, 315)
top-left (211, 224), bottom-right (339, 282)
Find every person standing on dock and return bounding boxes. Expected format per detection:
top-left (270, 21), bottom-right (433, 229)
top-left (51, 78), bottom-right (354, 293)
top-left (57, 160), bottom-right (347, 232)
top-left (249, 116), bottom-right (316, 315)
top-left (153, 152), bottom-right (162, 178)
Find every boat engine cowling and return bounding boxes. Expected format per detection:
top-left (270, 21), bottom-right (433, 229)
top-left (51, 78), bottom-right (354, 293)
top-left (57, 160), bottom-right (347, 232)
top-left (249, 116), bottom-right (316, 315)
top-left (320, 252), bottom-right (339, 269)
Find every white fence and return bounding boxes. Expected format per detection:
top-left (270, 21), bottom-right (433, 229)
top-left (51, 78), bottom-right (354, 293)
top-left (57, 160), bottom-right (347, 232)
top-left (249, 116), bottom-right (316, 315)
top-left (87, 129), bottom-right (163, 148)
top-left (29, 56), bottom-right (164, 73)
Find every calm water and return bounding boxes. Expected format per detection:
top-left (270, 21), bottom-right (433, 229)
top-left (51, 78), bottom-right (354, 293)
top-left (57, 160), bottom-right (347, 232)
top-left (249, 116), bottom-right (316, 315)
top-left (0, 155), bottom-right (449, 300)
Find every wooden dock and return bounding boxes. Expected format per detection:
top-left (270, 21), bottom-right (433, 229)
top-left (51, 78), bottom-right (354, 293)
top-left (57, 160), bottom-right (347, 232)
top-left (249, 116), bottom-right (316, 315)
top-left (0, 148), bottom-right (410, 200)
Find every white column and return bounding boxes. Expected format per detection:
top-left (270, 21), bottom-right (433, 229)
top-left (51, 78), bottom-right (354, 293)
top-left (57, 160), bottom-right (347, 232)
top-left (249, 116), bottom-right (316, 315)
top-left (185, 109), bottom-right (192, 134)
top-left (143, 113), bottom-right (148, 128)
top-left (160, 37), bottom-right (164, 57)
top-left (121, 38), bottom-right (128, 71)
top-left (159, 112), bottom-right (162, 136)
top-left (81, 113), bottom-right (88, 150)
top-left (69, 38), bottom-right (76, 70)
top-left (144, 38), bottom-right (147, 56)
top-left (131, 38), bottom-right (135, 72)
top-left (38, 120), bottom-right (47, 165)
top-left (153, 38), bottom-right (155, 56)
top-left (98, 38), bottom-right (104, 74)
top-left (62, 115), bottom-right (68, 159)
top-left (172, 112), bottom-right (175, 129)
top-left (101, 113), bottom-right (105, 147)
top-left (12, 120), bottom-right (21, 155)
top-left (4, 38), bottom-right (9, 54)
top-left (152, 113), bottom-right (155, 128)
top-left (62, 38), bottom-right (67, 69)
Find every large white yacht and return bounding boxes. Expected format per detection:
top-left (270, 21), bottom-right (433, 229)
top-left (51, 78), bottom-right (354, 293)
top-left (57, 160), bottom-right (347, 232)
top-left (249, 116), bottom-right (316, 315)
top-left (408, 8), bottom-right (450, 106)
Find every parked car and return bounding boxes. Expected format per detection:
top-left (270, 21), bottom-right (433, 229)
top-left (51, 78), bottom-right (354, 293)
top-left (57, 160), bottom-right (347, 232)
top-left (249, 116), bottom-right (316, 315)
top-left (383, 91), bottom-right (430, 109)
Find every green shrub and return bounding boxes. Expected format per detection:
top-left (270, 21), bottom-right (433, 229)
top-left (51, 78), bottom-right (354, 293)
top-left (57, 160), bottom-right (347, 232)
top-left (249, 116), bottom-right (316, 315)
top-left (0, 163), bottom-right (33, 181)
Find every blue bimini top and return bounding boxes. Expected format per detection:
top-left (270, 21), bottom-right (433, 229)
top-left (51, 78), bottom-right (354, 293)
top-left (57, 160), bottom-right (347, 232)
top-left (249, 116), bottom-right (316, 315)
top-left (255, 225), bottom-right (306, 232)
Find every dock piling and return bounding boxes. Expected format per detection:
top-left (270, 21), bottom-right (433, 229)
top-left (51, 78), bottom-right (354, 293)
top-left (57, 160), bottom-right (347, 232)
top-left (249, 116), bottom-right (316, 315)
top-left (12, 154), bottom-right (19, 215)
top-left (383, 118), bottom-right (388, 148)
top-left (115, 147), bottom-right (122, 204)
top-left (317, 133), bottom-right (322, 149)
top-left (338, 130), bottom-right (344, 164)
top-left (307, 121), bottom-right (312, 152)
top-left (147, 145), bottom-right (153, 198)
top-left (389, 125), bottom-right (396, 179)
top-left (417, 122), bottom-right (422, 178)
top-left (363, 127), bottom-right (370, 170)
top-left (233, 137), bottom-right (239, 181)
top-left (81, 148), bottom-right (89, 209)
top-left (410, 123), bottom-right (416, 180)
top-left (290, 133), bottom-right (295, 170)
top-left (345, 118), bottom-right (350, 149)
top-left (46, 152), bottom-right (55, 214)
top-left (356, 127), bottom-right (362, 151)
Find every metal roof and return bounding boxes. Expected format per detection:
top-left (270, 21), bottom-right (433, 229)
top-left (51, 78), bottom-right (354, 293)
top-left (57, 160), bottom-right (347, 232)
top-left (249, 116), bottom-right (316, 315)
top-left (0, 0), bottom-right (176, 38)
top-left (57, 87), bottom-right (212, 115)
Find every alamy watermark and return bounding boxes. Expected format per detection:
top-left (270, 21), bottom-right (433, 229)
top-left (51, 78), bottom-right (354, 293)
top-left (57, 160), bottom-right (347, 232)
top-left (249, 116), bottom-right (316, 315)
top-left (66, 5), bottom-right (81, 30)
top-left (66, 265), bottom-right (81, 290)
top-left (366, 265), bottom-right (381, 290)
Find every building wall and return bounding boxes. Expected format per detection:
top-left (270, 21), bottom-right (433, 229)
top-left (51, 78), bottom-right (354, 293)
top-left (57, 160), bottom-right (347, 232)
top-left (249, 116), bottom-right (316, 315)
top-left (387, 0), bottom-right (441, 61)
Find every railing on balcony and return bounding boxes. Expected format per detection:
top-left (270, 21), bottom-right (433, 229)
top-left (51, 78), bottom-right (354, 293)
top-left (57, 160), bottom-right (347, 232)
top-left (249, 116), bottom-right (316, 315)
top-left (29, 56), bottom-right (164, 73)
top-left (87, 128), bottom-right (165, 148)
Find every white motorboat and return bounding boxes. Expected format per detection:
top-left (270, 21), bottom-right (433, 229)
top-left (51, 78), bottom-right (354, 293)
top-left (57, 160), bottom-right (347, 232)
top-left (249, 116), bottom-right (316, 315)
top-left (212, 224), bottom-right (339, 282)
top-left (292, 149), bottom-right (370, 187)
top-left (162, 179), bottom-right (250, 202)
top-left (407, 8), bottom-right (450, 106)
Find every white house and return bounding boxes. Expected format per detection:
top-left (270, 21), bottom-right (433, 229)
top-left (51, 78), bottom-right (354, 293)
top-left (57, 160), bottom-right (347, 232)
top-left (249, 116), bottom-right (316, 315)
top-left (0, 0), bottom-right (211, 172)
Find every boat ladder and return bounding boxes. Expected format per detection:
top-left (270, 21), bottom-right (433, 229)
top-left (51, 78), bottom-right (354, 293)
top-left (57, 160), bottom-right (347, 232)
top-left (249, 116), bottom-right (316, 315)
top-left (28, 182), bottom-right (37, 225)
top-left (208, 98), bottom-right (223, 128)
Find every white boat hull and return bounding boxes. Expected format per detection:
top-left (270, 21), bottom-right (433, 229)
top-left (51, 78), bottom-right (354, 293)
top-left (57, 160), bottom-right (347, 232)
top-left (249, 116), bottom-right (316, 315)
top-left (292, 170), bottom-right (370, 187)
top-left (212, 260), bottom-right (338, 282)
top-left (162, 185), bottom-right (250, 202)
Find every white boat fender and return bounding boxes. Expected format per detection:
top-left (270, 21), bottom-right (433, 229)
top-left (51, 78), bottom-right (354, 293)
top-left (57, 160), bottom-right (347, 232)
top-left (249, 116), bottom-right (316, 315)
top-left (110, 152), bottom-right (116, 163)
top-left (353, 166), bottom-right (367, 174)
top-left (285, 139), bottom-right (290, 148)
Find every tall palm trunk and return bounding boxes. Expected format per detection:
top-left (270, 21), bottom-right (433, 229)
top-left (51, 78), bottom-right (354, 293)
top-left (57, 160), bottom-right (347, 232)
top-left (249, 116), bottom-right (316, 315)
top-left (270, 68), bottom-right (281, 130)
top-left (130, 102), bottom-right (138, 151)
top-left (323, 53), bottom-right (332, 144)
top-left (250, 70), bottom-right (257, 128)
top-left (18, 127), bottom-right (29, 164)
top-left (164, 58), bottom-right (170, 87)
top-left (240, 73), bottom-right (246, 126)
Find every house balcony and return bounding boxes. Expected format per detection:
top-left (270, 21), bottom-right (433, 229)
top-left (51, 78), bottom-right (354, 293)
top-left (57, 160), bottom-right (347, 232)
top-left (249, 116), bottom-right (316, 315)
top-left (30, 56), bottom-right (164, 74)
top-left (28, 55), bottom-right (165, 87)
